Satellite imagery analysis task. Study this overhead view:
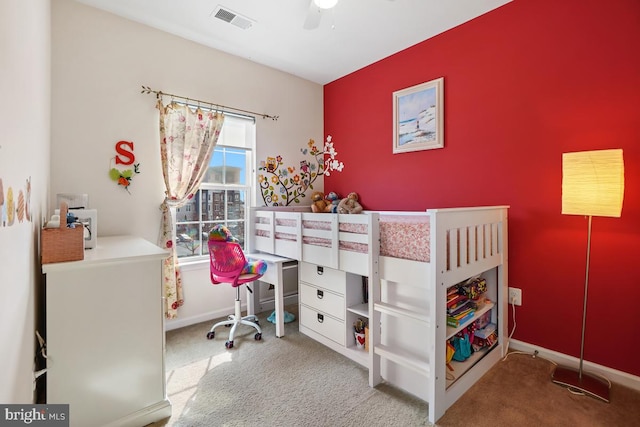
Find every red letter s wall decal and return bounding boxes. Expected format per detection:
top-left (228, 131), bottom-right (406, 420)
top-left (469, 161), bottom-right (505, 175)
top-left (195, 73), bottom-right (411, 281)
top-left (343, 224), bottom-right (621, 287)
top-left (115, 140), bottom-right (135, 165)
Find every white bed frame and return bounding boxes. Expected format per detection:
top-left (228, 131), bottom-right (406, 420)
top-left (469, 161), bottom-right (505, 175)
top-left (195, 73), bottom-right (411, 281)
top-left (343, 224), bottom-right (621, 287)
top-left (250, 205), bottom-right (509, 423)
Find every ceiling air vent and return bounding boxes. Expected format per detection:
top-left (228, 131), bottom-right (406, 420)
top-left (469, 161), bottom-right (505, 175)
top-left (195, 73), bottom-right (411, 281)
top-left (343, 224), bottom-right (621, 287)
top-left (212, 6), bottom-right (254, 30)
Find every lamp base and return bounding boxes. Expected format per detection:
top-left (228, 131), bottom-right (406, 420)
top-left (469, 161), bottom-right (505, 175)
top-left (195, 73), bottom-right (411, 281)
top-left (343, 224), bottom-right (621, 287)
top-left (551, 365), bottom-right (610, 403)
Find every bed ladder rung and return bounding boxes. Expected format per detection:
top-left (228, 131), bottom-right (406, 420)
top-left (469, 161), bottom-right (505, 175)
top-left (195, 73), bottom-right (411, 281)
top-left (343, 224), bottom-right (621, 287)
top-left (374, 344), bottom-right (430, 377)
top-left (374, 302), bottom-right (430, 325)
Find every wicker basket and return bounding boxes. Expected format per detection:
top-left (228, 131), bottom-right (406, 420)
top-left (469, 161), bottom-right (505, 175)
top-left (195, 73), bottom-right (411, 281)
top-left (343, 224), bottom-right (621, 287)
top-left (41, 202), bottom-right (85, 264)
top-left (364, 326), bottom-right (369, 352)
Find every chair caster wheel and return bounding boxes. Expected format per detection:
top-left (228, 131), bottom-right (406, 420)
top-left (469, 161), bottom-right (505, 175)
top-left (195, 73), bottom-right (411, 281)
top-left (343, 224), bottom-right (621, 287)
top-left (225, 340), bottom-right (234, 349)
top-left (254, 333), bottom-right (262, 341)
top-left (206, 331), bottom-right (215, 340)
top-left (254, 319), bottom-right (260, 325)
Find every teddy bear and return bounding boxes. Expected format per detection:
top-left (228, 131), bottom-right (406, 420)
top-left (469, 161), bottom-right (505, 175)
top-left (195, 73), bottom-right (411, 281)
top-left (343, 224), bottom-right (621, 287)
top-left (324, 191), bottom-right (340, 213)
top-left (337, 192), bottom-right (363, 214)
top-left (310, 191), bottom-right (329, 213)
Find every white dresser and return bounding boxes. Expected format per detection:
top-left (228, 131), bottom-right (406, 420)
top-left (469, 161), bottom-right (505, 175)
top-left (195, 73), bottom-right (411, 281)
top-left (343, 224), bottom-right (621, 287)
top-left (298, 261), bottom-right (369, 366)
top-left (42, 236), bottom-right (171, 427)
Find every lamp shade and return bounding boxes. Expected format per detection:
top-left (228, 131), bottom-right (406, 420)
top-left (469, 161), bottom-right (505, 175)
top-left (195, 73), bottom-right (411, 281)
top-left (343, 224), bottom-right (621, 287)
top-left (562, 149), bottom-right (624, 217)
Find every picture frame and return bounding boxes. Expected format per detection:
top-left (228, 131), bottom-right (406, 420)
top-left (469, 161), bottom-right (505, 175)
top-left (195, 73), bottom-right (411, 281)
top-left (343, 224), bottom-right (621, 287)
top-left (392, 77), bottom-right (444, 154)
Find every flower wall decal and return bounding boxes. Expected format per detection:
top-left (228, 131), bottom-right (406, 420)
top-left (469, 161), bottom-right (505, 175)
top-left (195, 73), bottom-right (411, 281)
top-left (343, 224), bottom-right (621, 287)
top-left (258, 135), bottom-right (344, 206)
top-left (109, 163), bottom-right (140, 194)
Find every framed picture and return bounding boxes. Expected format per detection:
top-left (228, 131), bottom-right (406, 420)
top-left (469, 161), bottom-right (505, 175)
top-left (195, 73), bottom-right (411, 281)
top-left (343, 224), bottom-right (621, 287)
top-left (392, 77), bottom-right (444, 154)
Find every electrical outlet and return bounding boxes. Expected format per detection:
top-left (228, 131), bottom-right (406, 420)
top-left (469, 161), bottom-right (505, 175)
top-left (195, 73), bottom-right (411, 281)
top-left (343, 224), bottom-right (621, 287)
top-left (508, 287), bottom-right (522, 306)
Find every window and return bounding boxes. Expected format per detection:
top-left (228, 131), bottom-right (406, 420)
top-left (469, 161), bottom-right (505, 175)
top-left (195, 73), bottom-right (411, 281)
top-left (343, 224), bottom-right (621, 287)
top-left (175, 114), bottom-right (255, 260)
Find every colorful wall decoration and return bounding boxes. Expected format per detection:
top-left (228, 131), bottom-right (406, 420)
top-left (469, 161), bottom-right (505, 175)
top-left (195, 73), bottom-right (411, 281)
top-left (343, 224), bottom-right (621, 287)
top-left (108, 140), bottom-right (140, 194)
top-left (0, 176), bottom-right (32, 227)
top-left (258, 135), bottom-right (344, 206)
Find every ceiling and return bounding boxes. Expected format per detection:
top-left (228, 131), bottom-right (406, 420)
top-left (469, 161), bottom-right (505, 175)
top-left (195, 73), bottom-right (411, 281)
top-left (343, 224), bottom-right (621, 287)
top-left (74, 0), bottom-right (511, 85)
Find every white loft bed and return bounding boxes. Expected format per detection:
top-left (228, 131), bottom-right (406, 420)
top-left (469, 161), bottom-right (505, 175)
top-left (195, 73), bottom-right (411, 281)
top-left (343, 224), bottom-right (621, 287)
top-left (249, 205), bottom-right (509, 423)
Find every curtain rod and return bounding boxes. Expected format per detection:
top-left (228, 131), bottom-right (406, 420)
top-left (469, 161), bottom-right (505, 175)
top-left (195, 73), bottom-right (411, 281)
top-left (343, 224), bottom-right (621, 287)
top-left (140, 85), bottom-right (279, 121)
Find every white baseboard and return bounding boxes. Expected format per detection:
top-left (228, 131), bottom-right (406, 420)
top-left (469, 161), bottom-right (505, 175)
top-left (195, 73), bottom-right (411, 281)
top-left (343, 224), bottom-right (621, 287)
top-left (508, 339), bottom-right (640, 393)
top-left (103, 399), bottom-right (171, 427)
top-left (165, 294), bottom-right (298, 331)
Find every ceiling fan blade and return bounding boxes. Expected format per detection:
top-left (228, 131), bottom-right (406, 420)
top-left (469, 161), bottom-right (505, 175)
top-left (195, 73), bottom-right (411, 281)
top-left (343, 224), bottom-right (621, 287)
top-left (303, 2), bottom-right (322, 30)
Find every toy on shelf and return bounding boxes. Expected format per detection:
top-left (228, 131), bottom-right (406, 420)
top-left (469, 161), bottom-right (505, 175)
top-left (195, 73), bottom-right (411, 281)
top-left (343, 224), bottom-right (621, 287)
top-left (310, 191), bottom-right (330, 213)
top-left (324, 191), bottom-right (340, 213)
top-left (337, 192), bottom-right (363, 214)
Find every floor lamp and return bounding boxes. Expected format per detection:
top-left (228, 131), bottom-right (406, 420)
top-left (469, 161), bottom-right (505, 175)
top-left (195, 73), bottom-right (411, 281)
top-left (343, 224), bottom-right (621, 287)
top-left (552, 149), bottom-right (625, 402)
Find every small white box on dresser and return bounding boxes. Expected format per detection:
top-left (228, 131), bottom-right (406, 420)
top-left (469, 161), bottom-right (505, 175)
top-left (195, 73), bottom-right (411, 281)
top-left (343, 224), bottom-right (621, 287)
top-left (72, 208), bottom-right (97, 249)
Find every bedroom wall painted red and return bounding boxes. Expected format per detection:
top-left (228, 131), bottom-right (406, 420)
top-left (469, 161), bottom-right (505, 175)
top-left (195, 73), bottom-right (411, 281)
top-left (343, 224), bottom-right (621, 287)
top-left (324, 0), bottom-right (640, 376)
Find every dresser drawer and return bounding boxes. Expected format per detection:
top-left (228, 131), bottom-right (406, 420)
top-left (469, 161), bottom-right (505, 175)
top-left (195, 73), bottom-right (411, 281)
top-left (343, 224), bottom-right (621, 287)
top-left (299, 283), bottom-right (344, 320)
top-left (300, 262), bottom-right (346, 295)
top-left (300, 304), bottom-right (345, 346)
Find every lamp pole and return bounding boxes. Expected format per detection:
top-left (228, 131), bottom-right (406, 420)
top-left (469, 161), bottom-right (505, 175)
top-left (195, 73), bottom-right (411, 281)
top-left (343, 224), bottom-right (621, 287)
top-left (551, 215), bottom-right (610, 402)
top-left (578, 215), bottom-right (592, 379)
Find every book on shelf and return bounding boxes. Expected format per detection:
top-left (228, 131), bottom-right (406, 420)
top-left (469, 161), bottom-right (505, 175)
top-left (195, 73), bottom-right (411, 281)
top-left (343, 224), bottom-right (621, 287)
top-left (449, 307), bottom-right (474, 319)
top-left (447, 299), bottom-right (477, 316)
top-left (447, 293), bottom-right (466, 308)
top-left (447, 310), bottom-right (476, 327)
top-left (447, 286), bottom-right (461, 296)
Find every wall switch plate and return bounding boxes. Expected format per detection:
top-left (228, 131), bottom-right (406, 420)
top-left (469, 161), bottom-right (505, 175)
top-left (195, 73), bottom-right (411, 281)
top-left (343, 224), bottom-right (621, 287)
top-left (508, 287), bottom-right (522, 306)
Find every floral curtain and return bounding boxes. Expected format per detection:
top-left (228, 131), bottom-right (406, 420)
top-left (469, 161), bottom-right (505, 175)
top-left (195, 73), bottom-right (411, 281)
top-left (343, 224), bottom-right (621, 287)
top-left (157, 100), bottom-right (225, 319)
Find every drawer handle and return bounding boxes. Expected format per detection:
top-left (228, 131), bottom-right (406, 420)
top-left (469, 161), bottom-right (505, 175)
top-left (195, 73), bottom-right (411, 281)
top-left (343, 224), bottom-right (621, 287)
top-left (317, 290), bottom-right (324, 299)
top-left (317, 313), bottom-right (324, 323)
top-left (317, 266), bottom-right (324, 275)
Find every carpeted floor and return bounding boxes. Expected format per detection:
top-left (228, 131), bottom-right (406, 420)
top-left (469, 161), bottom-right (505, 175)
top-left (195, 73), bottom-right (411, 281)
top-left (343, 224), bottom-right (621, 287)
top-left (151, 305), bottom-right (429, 427)
top-left (148, 305), bottom-right (640, 427)
top-left (437, 350), bottom-right (640, 427)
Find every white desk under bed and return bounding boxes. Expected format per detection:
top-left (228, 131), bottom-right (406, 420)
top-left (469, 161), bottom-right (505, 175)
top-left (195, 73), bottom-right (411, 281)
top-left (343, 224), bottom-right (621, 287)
top-left (245, 252), bottom-right (297, 338)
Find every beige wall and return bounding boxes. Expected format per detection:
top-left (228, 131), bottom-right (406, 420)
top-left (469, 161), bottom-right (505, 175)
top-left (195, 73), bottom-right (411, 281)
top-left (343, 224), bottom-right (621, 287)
top-left (51, 0), bottom-right (323, 328)
top-left (52, 0), bottom-right (323, 242)
top-left (0, 0), bottom-right (50, 403)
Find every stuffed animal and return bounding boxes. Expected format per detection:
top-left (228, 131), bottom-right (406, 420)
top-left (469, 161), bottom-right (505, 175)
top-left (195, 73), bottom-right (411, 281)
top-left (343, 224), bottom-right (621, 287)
top-left (209, 224), bottom-right (239, 242)
top-left (337, 192), bottom-right (363, 214)
top-left (324, 191), bottom-right (340, 213)
top-left (310, 191), bottom-right (329, 213)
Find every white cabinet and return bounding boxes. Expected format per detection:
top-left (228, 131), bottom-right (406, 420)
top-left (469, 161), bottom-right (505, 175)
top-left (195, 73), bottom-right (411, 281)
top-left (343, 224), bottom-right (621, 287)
top-left (42, 236), bottom-right (171, 427)
top-left (298, 262), bottom-right (368, 366)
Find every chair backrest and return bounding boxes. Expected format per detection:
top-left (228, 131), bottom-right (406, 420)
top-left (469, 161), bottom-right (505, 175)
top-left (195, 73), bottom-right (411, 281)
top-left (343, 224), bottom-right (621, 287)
top-left (208, 240), bottom-right (248, 287)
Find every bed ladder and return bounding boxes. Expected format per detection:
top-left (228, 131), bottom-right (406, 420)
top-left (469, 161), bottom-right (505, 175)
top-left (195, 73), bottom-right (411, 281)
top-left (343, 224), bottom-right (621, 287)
top-left (370, 302), bottom-right (431, 377)
top-left (367, 253), bottom-right (436, 389)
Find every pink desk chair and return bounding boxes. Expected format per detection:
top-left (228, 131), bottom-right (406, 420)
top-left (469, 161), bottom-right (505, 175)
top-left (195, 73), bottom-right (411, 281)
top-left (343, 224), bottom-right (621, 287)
top-left (206, 237), bottom-right (267, 349)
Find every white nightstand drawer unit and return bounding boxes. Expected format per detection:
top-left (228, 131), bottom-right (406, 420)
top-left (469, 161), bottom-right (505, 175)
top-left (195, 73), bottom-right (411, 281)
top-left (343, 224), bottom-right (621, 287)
top-left (300, 283), bottom-right (344, 320)
top-left (300, 305), bottom-right (345, 346)
top-left (299, 262), bottom-right (346, 295)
